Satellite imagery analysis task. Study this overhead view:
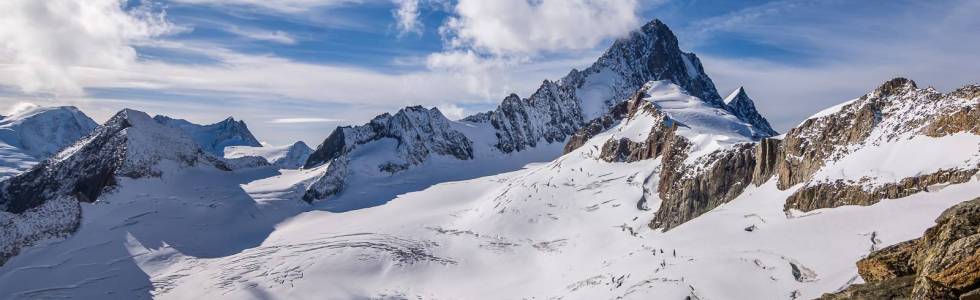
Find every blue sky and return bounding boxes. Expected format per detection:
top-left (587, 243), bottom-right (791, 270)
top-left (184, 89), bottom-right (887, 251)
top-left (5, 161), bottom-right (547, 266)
top-left (0, 0), bottom-right (978, 145)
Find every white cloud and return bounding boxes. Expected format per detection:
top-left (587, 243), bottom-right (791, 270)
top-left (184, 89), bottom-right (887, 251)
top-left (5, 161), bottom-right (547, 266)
top-left (170, 0), bottom-right (364, 13)
top-left (226, 26), bottom-right (298, 44)
top-left (439, 0), bottom-right (640, 56)
top-left (435, 103), bottom-right (466, 120)
top-left (4, 102), bottom-right (40, 116)
top-left (695, 0), bottom-right (980, 131)
top-left (268, 117), bottom-right (344, 123)
top-left (393, 0), bottom-right (423, 36)
top-left (0, 0), bottom-right (180, 96)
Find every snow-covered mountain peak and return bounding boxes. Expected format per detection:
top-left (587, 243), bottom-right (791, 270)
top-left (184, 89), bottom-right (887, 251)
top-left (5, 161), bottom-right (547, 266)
top-left (580, 18), bottom-right (722, 112)
top-left (0, 105), bottom-right (98, 159)
top-left (721, 86), bottom-right (778, 137)
top-left (153, 115), bottom-right (262, 156)
top-left (639, 81), bottom-right (759, 143)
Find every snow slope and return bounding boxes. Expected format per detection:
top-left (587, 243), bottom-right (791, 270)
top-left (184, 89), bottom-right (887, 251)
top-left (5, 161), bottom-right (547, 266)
top-left (1, 85), bottom-right (977, 299)
top-left (0, 105), bottom-right (98, 179)
top-left (1, 133), bottom-right (975, 299)
top-left (225, 141), bottom-right (312, 169)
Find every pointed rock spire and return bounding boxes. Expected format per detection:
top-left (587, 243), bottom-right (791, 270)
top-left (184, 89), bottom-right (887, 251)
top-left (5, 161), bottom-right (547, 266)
top-left (723, 86), bottom-right (777, 137)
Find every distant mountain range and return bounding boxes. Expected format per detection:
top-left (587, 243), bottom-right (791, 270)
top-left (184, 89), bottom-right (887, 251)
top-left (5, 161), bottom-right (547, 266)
top-left (0, 19), bottom-right (977, 300)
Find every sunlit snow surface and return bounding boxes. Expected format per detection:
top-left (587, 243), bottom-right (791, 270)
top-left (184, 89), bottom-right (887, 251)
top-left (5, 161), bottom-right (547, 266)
top-left (1, 118), bottom-right (977, 299)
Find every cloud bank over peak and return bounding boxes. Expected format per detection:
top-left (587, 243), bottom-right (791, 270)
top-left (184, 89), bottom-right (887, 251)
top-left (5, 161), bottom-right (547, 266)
top-left (438, 0), bottom-right (641, 57)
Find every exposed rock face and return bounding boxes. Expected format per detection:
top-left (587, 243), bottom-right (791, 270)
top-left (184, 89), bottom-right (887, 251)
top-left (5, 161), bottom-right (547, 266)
top-left (724, 87), bottom-right (778, 137)
top-left (597, 102), bottom-right (678, 163)
top-left (491, 88), bottom-right (583, 153)
top-left (749, 78), bottom-right (980, 213)
top-left (154, 115), bottom-right (262, 156)
top-left (856, 239), bottom-right (918, 282)
top-left (303, 157), bottom-right (349, 202)
top-left (302, 106), bottom-right (474, 201)
top-left (0, 197), bottom-right (81, 267)
top-left (785, 168), bottom-right (978, 212)
top-left (488, 19), bottom-right (761, 153)
top-left (774, 78), bottom-right (979, 191)
top-left (821, 197), bottom-right (980, 299)
top-left (0, 109), bottom-right (226, 213)
top-left (652, 143), bottom-right (756, 230)
top-left (751, 138), bottom-right (781, 186)
top-left (305, 106), bottom-right (473, 169)
top-left (563, 99), bottom-right (632, 154)
top-left (818, 276), bottom-right (915, 300)
top-left (0, 109), bottom-right (229, 267)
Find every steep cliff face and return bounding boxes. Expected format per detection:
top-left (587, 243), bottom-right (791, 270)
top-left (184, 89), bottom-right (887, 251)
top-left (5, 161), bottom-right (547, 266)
top-left (562, 81), bottom-right (765, 231)
top-left (821, 197), bottom-right (980, 300)
top-left (488, 19), bottom-right (765, 153)
top-left (771, 78), bottom-right (980, 212)
top-left (302, 106), bottom-right (474, 201)
top-left (652, 142), bottom-right (756, 230)
top-left (154, 115), bottom-right (262, 156)
top-left (723, 87), bottom-right (778, 137)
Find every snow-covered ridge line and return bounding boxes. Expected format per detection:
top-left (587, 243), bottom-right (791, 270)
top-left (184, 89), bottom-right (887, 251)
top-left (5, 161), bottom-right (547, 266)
top-left (153, 115), bottom-right (262, 156)
top-left (0, 105), bottom-right (99, 179)
top-left (0, 108), bottom-right (236, 267)
top-left (225, 141), bottom-right (312, 169)
top-left (301, 18), bottom-right (777, 203)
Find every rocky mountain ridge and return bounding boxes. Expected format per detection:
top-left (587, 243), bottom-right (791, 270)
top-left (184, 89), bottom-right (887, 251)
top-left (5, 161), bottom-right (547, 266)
top-left (0, 109), bottom-right (235, 265)
top-left (821, 197), bottom-right (980, 299)
top-left (225, 141), bottom-right (312, 169)
top-left (301, 19), bottom-right (778, 202)
top-left (576, 78), bottom-right (979, 231)
top-left (154, 115), bottom-right (262, 156)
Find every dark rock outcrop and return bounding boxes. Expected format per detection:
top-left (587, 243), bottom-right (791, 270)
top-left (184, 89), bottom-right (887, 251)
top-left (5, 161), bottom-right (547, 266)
top-left (652, 143), bottom-right (756, 231)
top-left (302, 106), bottom-right (474, 201)
top-left (762, 78), bottom-right (980, 212)
top-left (821, 197), bottom-right (980, 299)
top-left (0, 109), bottom-right (229, 267)
top-left (563, 95), bottom-right (635, 154)
top-left (488, 19), bottom-right (752, 153)
top-left (724, 87), bottom-right (778, 137)
top-left (305, 106), bottom-right (473, 170)
top-left (751, 138), bottom-right (781, 186)
top-left (785, 168), bottom-right (978, 212)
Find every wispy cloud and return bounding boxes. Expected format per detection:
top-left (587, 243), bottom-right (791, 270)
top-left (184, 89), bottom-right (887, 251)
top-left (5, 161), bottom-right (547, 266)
top-left (393, 0), bottom-right (422, 36)
top-left (169, 0), bottom-right (366, 13)
top-left (226, 26), bottom-right (298, 44)
top-left (268, 117), bottom-right (343, 123)
top-left (438, 0), bottom-right (641, 56)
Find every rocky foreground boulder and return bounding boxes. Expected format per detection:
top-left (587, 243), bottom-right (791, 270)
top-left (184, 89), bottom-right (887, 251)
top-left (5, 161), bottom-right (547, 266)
top-left (820, 197), bottom-right (980, 299)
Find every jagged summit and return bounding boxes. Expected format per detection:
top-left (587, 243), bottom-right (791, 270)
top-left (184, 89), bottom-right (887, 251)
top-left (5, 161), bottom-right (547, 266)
top-left (486, 18), bottom-right (733, 153)
top-left (723, 86), bottom-right (778, 137)
top-left (153, 115), bottom-right (262, 156)
top-left (873, 77), bottom-right (918, 97)
top-left (1, 109), bottom-right (227, 213)
top-left (587, 18), bottom-right (722, 107)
